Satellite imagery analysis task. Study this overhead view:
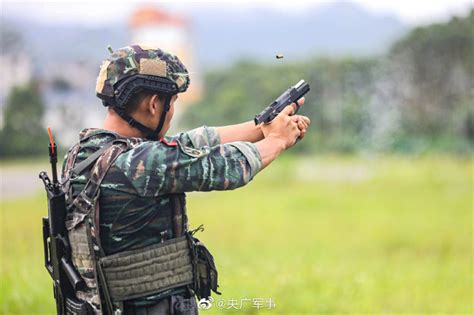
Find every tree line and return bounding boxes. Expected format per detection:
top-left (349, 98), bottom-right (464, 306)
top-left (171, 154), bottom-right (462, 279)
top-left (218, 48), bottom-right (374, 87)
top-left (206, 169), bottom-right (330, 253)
top-left (181, 9), bottom-right (474, 154)
top-left (1, 10), bottom-right (472, 157)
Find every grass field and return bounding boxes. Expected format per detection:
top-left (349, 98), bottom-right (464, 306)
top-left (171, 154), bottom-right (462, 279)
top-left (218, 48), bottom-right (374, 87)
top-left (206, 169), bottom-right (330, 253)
top-left (1, 156), bottom-right (472, 314)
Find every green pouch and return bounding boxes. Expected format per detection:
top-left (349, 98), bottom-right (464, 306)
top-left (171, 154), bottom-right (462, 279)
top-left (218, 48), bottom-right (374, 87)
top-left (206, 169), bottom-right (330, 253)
top-left (187, 233), bottom-right (221, 300)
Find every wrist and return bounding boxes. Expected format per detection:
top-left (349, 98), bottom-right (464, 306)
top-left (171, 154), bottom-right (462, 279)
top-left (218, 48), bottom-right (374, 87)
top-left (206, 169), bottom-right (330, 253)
top-left (255, 136), bottom-right (285, 169)
top-left (265, 136), bottom-right (287, 153)
top-left (254, 123), bottom-right (264, 141)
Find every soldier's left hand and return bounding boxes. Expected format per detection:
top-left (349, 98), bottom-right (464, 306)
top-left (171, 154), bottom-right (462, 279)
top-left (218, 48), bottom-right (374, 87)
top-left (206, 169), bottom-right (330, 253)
top-left (292, 115), bottom-right (311, 140)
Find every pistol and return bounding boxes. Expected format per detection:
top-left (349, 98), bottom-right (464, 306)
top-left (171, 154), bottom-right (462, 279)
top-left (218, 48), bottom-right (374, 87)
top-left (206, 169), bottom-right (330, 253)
top-left (254, 79), bottom-right (310, 125)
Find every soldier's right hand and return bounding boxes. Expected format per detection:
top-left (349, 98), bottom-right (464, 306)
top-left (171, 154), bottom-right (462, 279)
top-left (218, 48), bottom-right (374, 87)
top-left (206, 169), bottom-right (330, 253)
top-left (259, 103), bottom-right (302, 150)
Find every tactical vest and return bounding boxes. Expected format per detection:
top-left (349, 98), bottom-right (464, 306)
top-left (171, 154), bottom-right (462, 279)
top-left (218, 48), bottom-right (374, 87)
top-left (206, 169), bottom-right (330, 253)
top-left (62, 135), bottom-right (219, 314)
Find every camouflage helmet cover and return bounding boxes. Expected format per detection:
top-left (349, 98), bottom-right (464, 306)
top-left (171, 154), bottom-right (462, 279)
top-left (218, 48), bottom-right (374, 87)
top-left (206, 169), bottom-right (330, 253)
top-left (95, 44), bottom-right (190, 103)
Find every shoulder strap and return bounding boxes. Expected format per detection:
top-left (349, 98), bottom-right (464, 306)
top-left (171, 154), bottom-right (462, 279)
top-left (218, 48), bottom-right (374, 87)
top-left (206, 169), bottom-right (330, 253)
top-left (63, 143), bottom-right (81, 180)
top-left (70, 141), bottom-right (116, 177)
top-left (66, 139), bottom-right (131, 315)
top-left (65, 139), bottom-right (130, 231)
top-left (62, 143), bottom-right (81, 201)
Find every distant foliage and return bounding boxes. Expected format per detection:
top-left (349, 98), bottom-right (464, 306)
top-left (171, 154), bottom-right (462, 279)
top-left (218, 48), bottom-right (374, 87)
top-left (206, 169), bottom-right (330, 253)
top-left (0, 82), bottom-right (48, 157)
top-left (387, 9), bottom-right (474, 152)
top-left (182, 58), bottom-right (378, 154)
top-left (181, 10), bottom-right (474, 154)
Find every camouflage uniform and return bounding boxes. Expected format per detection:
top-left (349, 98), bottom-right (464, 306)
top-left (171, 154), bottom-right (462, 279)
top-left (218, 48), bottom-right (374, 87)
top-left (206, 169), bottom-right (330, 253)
top-left (62, 44), bottom-right (263, 312)
top-left (62, 125), bottom-right (262, 308)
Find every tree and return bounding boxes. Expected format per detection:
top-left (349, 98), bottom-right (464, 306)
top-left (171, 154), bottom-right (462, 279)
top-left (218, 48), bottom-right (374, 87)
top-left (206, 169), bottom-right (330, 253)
top-left (0, 82), bottom-right (48, 157)
top-left (388, 9), bottom-right (474, 146)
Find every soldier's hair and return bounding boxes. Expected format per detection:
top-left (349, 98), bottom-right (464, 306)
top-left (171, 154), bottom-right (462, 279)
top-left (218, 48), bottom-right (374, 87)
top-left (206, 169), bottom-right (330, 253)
top-left (124, 90), bottom-right (166, 115)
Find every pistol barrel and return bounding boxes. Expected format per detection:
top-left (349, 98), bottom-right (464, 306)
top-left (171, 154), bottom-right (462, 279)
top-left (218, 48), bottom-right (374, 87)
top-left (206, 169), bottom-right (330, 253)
top-left (254, 80), bottom-right (310, 125)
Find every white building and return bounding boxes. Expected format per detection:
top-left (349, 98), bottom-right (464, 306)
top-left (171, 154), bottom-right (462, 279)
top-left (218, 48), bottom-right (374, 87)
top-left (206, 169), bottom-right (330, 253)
top-left (129, 5), bottom-right (202, 107)
top-left (0, 52), bottom-right (33, 129)
top-left (0, 52), bottom-right (32, 98)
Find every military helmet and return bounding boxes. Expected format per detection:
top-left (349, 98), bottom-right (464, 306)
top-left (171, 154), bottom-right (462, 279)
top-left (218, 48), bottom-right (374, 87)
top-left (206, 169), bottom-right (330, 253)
top-left (95, 44), bottom-right (190, 108)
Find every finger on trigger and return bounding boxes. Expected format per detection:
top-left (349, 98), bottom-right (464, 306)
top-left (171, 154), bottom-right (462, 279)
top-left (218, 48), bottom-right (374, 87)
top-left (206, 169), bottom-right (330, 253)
top-left (282, 104), bottom-right (295, 116)
top-left (290, 102), bottom-right (299, 113)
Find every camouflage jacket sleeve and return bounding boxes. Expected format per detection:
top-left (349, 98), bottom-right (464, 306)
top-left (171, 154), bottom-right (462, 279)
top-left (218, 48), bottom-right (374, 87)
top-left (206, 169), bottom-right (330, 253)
top-left (167, 126), bottom-right (220, 149)
top-left (113, 139), bottom-right (262, 196)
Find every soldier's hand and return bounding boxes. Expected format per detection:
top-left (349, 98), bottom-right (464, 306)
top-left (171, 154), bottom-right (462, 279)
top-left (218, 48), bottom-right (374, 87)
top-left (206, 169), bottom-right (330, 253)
top-left (292, 115), bottom-right (311, 140)
top-left (259, 102), bottom-right (303, 150)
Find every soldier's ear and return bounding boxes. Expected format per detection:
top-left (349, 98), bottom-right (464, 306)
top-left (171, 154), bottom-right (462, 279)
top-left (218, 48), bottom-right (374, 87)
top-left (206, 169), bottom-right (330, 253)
top-left (148, 94), bottom-right (161, 115)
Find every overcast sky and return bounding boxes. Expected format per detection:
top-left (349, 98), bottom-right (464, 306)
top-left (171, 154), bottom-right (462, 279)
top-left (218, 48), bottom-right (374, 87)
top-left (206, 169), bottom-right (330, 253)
top-left (2, 0), bottom-right (473, 26)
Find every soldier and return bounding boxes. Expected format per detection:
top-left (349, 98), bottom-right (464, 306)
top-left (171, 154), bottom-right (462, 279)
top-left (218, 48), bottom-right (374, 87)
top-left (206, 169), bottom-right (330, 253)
top-left (61, 44), bottom-right (310, 315)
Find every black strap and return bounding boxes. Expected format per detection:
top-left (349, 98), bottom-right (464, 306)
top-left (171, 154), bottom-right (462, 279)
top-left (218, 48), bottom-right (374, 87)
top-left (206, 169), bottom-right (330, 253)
top-left (112, 94), bottom-right (172, 140)
top-left (70, 141), bottom-right (116, 176)
top-left (112, 107), bottom-right (154, 136)
top-left (149, 95), bottom-right (171, 140)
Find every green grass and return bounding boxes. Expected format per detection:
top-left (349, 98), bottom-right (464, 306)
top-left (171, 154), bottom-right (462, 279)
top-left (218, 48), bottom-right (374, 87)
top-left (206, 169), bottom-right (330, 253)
top-left (1, 156), bottom-right (472, 314)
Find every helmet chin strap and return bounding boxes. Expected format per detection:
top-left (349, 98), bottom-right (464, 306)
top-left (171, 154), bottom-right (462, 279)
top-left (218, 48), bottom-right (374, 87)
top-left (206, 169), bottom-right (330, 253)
top-left (149, 95), bottom-right (171, 140)
top-left (112, 95), bottom-right (172, 140)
